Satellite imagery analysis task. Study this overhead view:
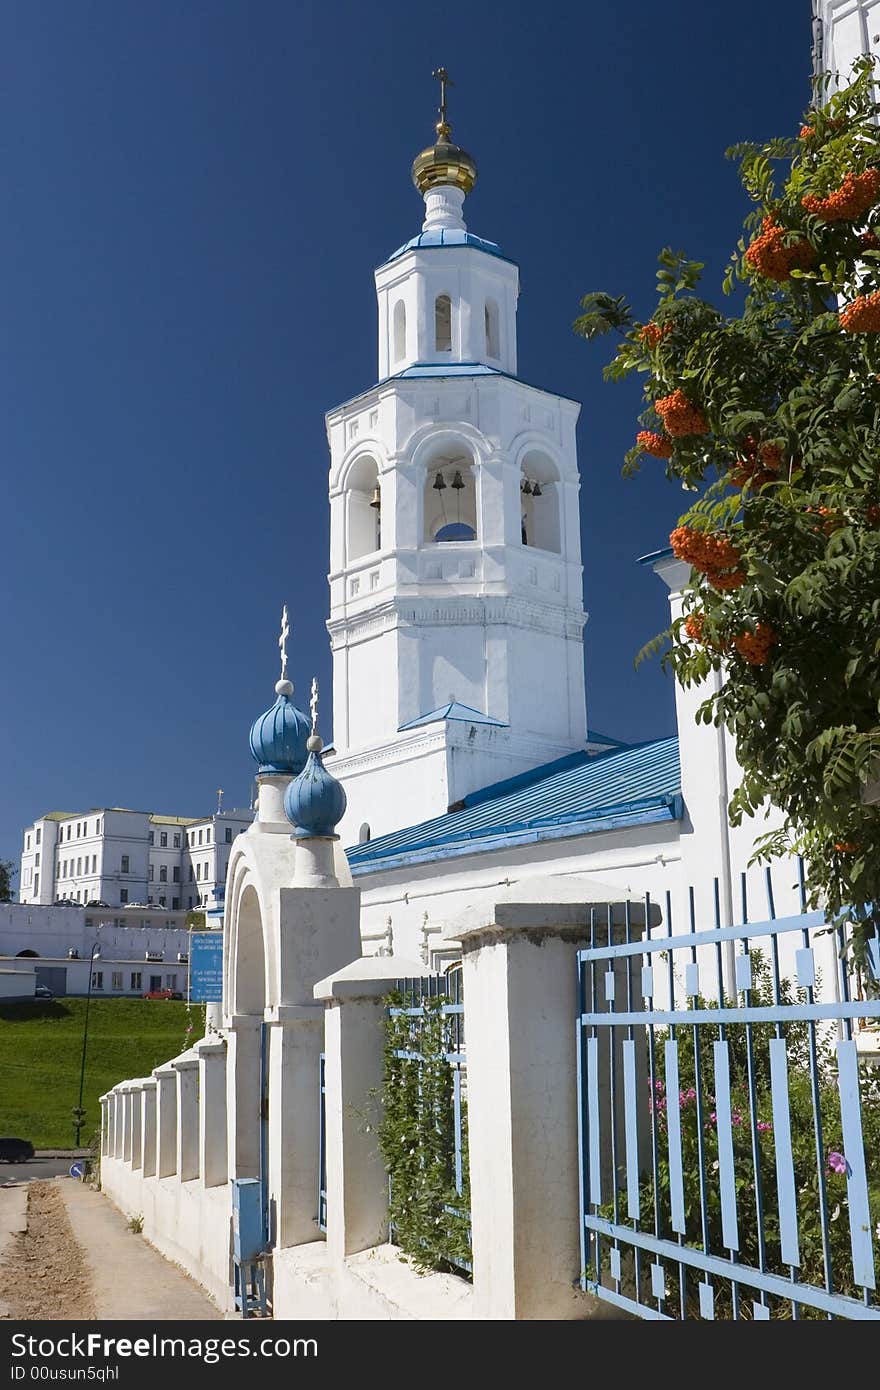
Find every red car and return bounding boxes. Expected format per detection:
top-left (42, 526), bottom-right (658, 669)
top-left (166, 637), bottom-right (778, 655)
top-left (142, 988), bottom-right (184, 1000)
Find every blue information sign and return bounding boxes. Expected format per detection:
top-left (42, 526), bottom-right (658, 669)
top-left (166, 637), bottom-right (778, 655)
top-left (189, 931), bottom-right (224, 1003)
top-left (69, 1162), bottom-right (85, 1179)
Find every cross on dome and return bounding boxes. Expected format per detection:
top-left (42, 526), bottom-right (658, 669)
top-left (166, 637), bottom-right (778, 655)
top-left (432, 66), bottom-right (453, 140)
top-left (310, 677), bottom-right (319, 735)
top-left (279, 604), bottom-right (290, 683)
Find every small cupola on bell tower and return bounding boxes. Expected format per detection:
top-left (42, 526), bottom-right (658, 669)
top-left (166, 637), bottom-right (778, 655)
top-left (374, 69), bottom-right (519, 379)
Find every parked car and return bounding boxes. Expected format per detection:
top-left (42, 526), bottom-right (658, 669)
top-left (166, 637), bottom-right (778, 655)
top-left (142, 988), bottom-right (184, 1001)
top-left (34, 984), bottom-right (54, 999)
top-left (0, 1137), bottom-right (35, 1163)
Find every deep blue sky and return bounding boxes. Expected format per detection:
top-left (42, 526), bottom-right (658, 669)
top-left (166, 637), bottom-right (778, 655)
top-left (1, 0), bottom-right (815, 868)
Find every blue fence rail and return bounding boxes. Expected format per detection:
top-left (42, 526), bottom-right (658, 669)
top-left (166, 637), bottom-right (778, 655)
top-left (387, 970), bottom-right (471, 1275)
top-left (318, 1051), bottom-right (327, 1234)
top-left (576, 865), bottom-right (880, 1320)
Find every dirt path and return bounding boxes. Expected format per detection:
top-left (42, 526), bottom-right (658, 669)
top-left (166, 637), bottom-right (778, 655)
top-left (0, 1182), bottom-right (96, 1320)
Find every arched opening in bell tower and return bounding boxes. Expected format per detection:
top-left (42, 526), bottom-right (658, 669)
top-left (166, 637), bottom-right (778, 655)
top-left (423, 451), bottom-right (477, 544)
top-left (519, 451), bottom-right (561, 554)
top-left (484, 299), bottom-right (500, 360)
top-left (434, 294), bottom-right (453, 353)
top-left (393, 300), bottom-right (407, 364)
top-left (345, 455), bottom-right (382, 561)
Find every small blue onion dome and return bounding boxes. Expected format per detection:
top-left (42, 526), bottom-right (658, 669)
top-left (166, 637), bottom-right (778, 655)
top-left (249, 679), bottom-right (311, 775)
top-left (284, 734), bottom-right (347, 838)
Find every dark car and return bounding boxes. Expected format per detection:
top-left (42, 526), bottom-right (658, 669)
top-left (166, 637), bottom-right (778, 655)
top-left (34, 984), bottom-right (54, 1000)
top-left (0, 1137), bottom-right (35, 1163)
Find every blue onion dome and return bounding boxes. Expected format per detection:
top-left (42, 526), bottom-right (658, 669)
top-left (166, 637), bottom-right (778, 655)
top-left (284, 733), bottom-right (347, 838)
top-left (249, 679), bottom-right (311, 775)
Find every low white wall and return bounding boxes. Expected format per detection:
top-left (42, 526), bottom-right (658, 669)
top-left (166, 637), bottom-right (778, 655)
top-left (100, 1157), bottom-right (232, 1311)
top-left (272, 1241), bottom-right (474, 1321)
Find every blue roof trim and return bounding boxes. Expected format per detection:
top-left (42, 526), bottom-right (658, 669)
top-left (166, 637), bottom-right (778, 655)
top-left (399, 701), bottom-right (509, 731)
top-left (328, 366), bottom-right (581, 416)
top-left (345, 735), bottom-right (681, 870)
top-left (348, 798), bottom-right (682, 877)
top-left (381, 228), bottom-right (517, 268)
top-left (637, 546), bottom-right (674, 566)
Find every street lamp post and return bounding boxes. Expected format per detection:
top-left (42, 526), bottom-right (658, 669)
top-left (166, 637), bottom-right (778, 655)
top-left (73, 927), bottom-right (103, 1148)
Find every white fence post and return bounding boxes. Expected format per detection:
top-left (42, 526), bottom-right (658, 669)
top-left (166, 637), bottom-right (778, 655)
top-left (448, 879), bottom-right (655, 1320)
top-left (196, 1036), bottom-right (228, 1189)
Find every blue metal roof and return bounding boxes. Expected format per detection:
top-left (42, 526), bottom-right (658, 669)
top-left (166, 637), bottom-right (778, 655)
top-left (383, 228), bottom-right (515, 267)
top-left (398, 702), bottom-right (508, 731)
top-left (392, 363), bottom-right (502, 380)
top-left (346, 736), bottom-right (682, 874)
top-left (637, 546), bottom-right (674, 566)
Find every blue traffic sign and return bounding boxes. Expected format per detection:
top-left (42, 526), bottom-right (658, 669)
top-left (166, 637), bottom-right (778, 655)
top-left (69, 1162), bottom-right (85, 1179)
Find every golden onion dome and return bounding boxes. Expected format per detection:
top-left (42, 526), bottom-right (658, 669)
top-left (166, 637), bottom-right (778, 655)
top-left (411, 119), bottom-right (478, 195)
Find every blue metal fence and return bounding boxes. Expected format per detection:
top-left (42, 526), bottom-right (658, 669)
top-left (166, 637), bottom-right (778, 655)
top-left (318, 1051), bottom-right (327, 1234)
top-left (576, 865), bottom-right (880, 1319)
top-left (387, 970), bottom-right (471, 1274)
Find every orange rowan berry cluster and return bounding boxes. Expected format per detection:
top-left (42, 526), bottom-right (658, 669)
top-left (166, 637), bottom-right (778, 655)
top-left (733, 622), bottom-right (777, 665)
top-left (730, 436), bottom-right (784, 489)
top-left (840, 290), bottom-right (880, 332)
top-left (670, 526), bottom-right (746, 590)
top-left (799, 124), bottom-right (814, 140)
top-left (655, 390), bottom-right (709, 437)
top-left (636, 430), bottom-right (673, 458)
top-left (684, 612), bottom-right (705, 642)
top-left (802, 168), bottom-right (880, 221)
top-left (638, 322), bottom-right (672, 349)
top-left (744, 217), bottom-right (817, 282)
top-left (834, 841), bottom-right (860, 853)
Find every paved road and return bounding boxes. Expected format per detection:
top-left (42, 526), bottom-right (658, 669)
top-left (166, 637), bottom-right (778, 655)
top-left (0, 1157), bottom-right (78, 1183)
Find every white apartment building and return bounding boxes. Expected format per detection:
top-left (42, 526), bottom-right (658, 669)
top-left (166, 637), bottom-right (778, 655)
top-left (19, 807), bottom-right (254, 914)
top-left (0, 902), bottom-right (193, 997)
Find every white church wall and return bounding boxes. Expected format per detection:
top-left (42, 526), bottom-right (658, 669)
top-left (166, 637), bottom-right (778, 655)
top-left (818, 0), bottom-right (880, 83)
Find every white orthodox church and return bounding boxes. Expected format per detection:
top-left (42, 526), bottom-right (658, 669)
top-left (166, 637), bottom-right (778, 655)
top-left (97, 9), bottom-right (878, 1323)
top-left (316, 75), bottom-right (803, 964)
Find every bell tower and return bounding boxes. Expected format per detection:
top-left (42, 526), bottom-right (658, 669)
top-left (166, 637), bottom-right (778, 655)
top-left (325, 73), bottom-right (589, 845)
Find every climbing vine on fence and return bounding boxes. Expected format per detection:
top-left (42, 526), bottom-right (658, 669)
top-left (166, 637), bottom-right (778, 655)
top-left (378, 989), bottom-right (471, 1277)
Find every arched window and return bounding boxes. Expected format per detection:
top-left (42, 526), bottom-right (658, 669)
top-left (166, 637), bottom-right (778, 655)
top-left (435, 295), bottom-right (452, 352)
top-left (346, 456), bottom-right (382, 561)
top-left (520, 452), bottom-right (562, 553)
top-left (393, 301), bottom-right (406, 363)
top-left (358, 823), bottom-right (371, 844)
top-left (484, 299), bottom-right (500, 359)
top-left (424, 454), bottom-right (478, 543)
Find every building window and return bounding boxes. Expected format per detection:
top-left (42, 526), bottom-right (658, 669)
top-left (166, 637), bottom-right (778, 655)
top-left (196, 864), bottom-right (201, 881)
top-left (198, 829), bottom-right (203, 846)
top-left (34, 852), bottom-right (40, 869)
top-left (130, 971), bottom-right (141, 991)
top-left (172, 897), bottom-right (179, 910)
top-left (206, 828), bottom-right (211, 843)
top-left (121, 855), bottom-right (129, 874)
top-left (173, 833), bottom-right (180, 849)
top-left (188, 832), bottom-right (193, 846)
top-left (95, 820), bottom-right (100, 834)
top-left (358, 823), bottom-right (371, 843)
top-left (172, 867), bottom-right (180, 883)
top-left (148, 831), bottom-right (154, 845)
top-left (165, 974), bottom-right (177, 990)
top-left (55, 863), bottom-right (60, 880)
top-left (35, 828), bottom-right (41, 845)
top-left (189, 866), bottom-right (194, 882)
top-left (76, 823), bottom-right (81, 838)
top-left (26, 834), bottom-right (30, 851)
top-left (111, 971), bottom-right (123, 991)
top-left (92, 855), bottom-right (96, 873)
top-left (435, 294), bottom-right (452, 352)
top-left (159, 866), bottom-right (167, 883)
top-left (34, 873), bottom-right (39, 895)
top-left (119, 889), bottom-right (128, 905)
top-left (159, 895), bottom-right (166, 907)
top-left (92, 971), bottom-right (103, 990)
top-left (485, 299), bottom-right (500, 358)
top-left (75, 857), bottom-right (81, 875)
top-left (160, 832), bottom-right (167, 848)
top-left (225, 827), bottom-right (232, 843)
top-left (393, 299), bottom-right (406, 361)
top-left (148, 865), bottom-right (154, 881)
top-left (67, 826), bottom-right (71, 841)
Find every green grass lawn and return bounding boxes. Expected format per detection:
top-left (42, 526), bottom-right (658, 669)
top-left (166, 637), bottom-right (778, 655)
top-left (0, 998), bottom-right (205, 1148)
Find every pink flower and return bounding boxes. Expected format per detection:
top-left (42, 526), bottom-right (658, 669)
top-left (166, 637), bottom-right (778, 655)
top-left (709, 1112), bottom-right (717, 1125)
top-left (732, 1112), bottom-right (743, 1126)
top-left (827, 1150), bottom-right (847, 1175)
top-left (757, 1121), bottom-right (772, 1133)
